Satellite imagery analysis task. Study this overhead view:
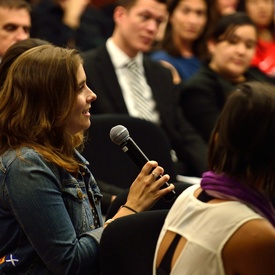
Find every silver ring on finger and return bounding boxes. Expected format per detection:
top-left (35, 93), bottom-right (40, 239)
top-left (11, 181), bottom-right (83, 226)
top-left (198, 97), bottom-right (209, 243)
top-left (152, 172), bottom-right (159, 180)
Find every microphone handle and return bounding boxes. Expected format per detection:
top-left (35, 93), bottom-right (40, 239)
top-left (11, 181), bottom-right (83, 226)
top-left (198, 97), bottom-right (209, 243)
top-left (121, 138), bottom-right (176, 201)
top-left (121, 137), bottom-right (149, 167)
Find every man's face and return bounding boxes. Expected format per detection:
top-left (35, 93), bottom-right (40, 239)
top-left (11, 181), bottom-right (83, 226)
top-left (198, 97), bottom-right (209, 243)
top-left (113, 0), bottom-right (167, 57)
top-left (0, 7), bottom-right (31, 57)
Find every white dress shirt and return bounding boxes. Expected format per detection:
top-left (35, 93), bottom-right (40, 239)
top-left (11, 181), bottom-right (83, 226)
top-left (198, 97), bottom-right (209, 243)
top-left (106, 38), bottom-right (160, 123)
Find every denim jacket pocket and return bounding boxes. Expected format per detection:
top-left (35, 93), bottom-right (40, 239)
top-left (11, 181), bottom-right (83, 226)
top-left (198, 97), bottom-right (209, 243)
top-left (62, 179), bottom-right (95, 234)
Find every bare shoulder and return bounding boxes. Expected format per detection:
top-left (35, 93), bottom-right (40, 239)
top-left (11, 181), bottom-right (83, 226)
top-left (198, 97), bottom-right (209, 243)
top-left (223, 218), bottom-right (275, 275)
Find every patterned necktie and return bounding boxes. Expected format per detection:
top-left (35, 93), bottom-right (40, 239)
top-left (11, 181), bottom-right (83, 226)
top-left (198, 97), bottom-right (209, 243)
top-left (126, 59), bottom-right (156, 122)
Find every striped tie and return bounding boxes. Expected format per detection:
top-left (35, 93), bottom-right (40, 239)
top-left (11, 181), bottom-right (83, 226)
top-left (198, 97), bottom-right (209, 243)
top-left (126, 59), bottom-right (156, 122)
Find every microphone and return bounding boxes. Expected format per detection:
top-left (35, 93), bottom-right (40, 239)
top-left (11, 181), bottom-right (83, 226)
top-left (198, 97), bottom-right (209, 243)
top-left (110, 125), bottom-right (176, 201)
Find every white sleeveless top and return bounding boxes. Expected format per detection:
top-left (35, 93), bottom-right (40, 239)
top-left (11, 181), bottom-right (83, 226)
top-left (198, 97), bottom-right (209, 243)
top-left (153, 184), bottom-right (264, 275)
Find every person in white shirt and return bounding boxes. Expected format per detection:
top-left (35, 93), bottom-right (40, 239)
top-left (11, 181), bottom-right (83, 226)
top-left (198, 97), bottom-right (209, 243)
top-left (154, 81), bottom-right (275, 275)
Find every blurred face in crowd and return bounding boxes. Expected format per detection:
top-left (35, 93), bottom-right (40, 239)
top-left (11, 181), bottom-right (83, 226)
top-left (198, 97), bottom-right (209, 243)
top-left (245, 0), bottom-right (273, 28)
top-left (216, 0), bottom-right (239, 15)
top-left (0, 7), bottom-right (31, 57)
top-left (113, 0), bottom-right (167, 57)
top-left (170, 0), bottom-right (207, 43)
top-left (66, 65), bottom-right (97, 135)
top-left (208, 24), bottom-right (257, 81)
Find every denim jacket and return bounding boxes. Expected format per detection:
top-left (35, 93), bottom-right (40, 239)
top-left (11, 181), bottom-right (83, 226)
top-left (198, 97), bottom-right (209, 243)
top-left (0, 147), bottom-right (104, 274)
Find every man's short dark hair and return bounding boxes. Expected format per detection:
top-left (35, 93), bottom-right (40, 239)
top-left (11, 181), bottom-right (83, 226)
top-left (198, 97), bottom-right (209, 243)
top-left (116, 0), bottom-right (167, 9)
top-left (0, 0), bottom-right (31, 12)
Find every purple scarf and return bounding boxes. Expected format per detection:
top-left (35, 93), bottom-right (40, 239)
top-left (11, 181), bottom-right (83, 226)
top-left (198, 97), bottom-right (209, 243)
top-left (201, 171), bottom-right (275, 227)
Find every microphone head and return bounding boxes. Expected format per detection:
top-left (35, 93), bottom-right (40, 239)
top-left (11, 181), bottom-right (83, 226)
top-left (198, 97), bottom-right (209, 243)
top-left (110, 125), bottom-right (130, 145)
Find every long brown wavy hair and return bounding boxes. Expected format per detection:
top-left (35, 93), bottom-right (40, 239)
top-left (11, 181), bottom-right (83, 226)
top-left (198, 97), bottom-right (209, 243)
top-left (0, 45), bottom-right (84, 173)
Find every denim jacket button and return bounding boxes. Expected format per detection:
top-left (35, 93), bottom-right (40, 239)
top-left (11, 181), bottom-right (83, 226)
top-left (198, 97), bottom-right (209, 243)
top-left (77, 189), bottom-right (84, 199)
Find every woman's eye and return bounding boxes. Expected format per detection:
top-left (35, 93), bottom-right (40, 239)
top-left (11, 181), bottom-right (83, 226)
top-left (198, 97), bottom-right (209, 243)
top-left (180, 7), bottom-right (191, 14)
top-left (228, 37), bottom-right (238, 44)
top-left (245, 41), bottom-right (256, 49)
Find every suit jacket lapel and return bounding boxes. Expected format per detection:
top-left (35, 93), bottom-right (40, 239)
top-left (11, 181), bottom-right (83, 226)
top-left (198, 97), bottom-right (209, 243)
top-left (143, 57), bottom-right (156, 95)
top-left (143, 56), bottom-right (167, 115)
top-left (96, 46), bottom-right (129, 113)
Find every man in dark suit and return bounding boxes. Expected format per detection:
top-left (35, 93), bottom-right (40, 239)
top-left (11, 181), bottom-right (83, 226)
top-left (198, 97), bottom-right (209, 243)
top-left (82, 0), bottom-right (207, 177)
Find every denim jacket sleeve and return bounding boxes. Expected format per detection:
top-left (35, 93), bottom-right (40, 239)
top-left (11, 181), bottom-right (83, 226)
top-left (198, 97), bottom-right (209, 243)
top-left (0, 148), bottom-right (104, 274)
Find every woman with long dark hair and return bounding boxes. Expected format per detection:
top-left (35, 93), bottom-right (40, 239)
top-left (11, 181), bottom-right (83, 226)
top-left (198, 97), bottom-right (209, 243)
top-left (151, 0), bottom-right (210, 81)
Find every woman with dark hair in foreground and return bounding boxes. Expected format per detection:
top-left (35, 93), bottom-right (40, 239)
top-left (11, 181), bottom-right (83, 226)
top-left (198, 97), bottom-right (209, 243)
top-left (154, 81), bottom-right (275, 275)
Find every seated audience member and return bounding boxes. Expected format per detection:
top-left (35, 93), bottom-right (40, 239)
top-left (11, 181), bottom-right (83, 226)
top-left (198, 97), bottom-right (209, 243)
top-left (207, 0), bottom-right (239, 36)
top-left (209, 0), bottom-right (239, 24)
top-left (205, 0), bottom-right (239, 43)
top-left (180, 12), bottom-right (274, 144)
top-left (214, 0), bottom-right (239, 14)
top-left (237, 0), bottom-right (275, 78)
top-left (30, 0), bottom-right (112, 51)
top-left (0, 0), bottom-right (31, 60)
top-left (0, 37), bottom-right (123, 215)
top-left (0, 44), bottom-right (174, 274)
top-left (150, 0), bottom-right (210, 82)
top-left (154, 81), bottom-right (275, 275)
top-left (82, 0), bottom-right (208, 177)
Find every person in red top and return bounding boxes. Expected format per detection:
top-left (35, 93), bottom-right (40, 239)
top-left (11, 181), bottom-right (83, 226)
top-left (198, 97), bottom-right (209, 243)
top-left (238, 0), bottom-right (275, 78)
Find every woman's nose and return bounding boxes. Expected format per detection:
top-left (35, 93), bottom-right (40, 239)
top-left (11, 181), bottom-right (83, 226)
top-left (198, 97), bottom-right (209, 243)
top-left (87, 87), bottom-right (97, 102)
